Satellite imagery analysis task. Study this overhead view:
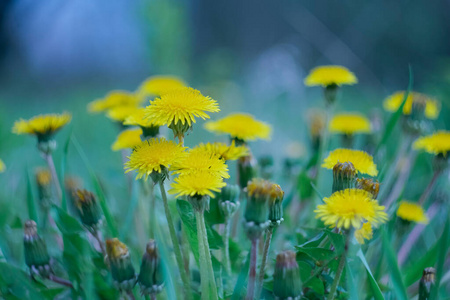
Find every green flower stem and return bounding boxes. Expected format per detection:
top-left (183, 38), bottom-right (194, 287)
top-left (255, 227), bottom-right (274, 299)
top-left (246, 238), bottom-right (258, 300)
top-left (223, 218), bottom-right (232, 275)
top-left (43, 152), bottom-right (62, 203)
top-left (326, 251), bottom-right (346, 300)
top-left (148, 182), bottom-right (155, 239)
top-left (158, 181), bottom-right (192, 300)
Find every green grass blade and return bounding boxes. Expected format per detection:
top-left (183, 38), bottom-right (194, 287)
top-left (357, 249), bottom-right (384, 300)
top-left (403, 237), bottom-right (440, 286)
top-left (430, 216), bottom-right (449, 300)
top-left (60, 129), bottom-right (72, 212)
top-left (26, 167), bottom-right (39, 224)
top-left (119, 180), bottom-right (139, 240)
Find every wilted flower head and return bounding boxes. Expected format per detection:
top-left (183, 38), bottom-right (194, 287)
top-left (88, 91), bottom-right (142, 113)
top-left (111, 128), bottom-right (143, 151)
top-left (304, 65), bottom-right (357, 87)
top-left (356, 178), bottom-right (380, 199)
top-left (322, 148), bottom-right (378, 176)
top-left (329, 113), bottom-right (371, 135)
top-left (396, 201), bottom-right (428, 224)
top-left (383, 91), bottom-right (440, 120)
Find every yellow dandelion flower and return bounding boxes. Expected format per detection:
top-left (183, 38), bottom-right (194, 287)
top-left (111, 128), bottom-right (143, 151)
top-left (169, 170), bottom-right (226, 198)
top-left (171, 148), bottom-right (230, 179)
top-left (397, 201), bottom-right (428, 224)
top-left (106, 105), bottom-right (140, 122)
top-left (0, 159), bottom-right (5, 173)
top-left (123, 108), bottom-right (157, 127)
top-left (304, 65), bottom-right (357, 87)
top-left (88, 90), bottom-right (143, 113)
top-left (315, 189), bottom-right (388, 229)
top-left (413, 131), bottom-right (450, 156)
top-left (383, 91), bottom-right (440, 120)
top-left (12, 112), bottom-right (71, 138)
top-left (354, 223), bottom-right (373, 244)
top-left (204, 113), bottom-right (272, 142)
top-left (35, 168), bottom-right (51, 185)
top-left (329, 113), bottom-right (371, 135)
top-left (192, 141), bottom-right (249, 161)
top-left (137, 75), bottom-right (186, 97)
top-left (322, 148), bottom-right (378, 176)
top-left (124, 137), bottom-right (186, 180)
top-left (145, 87), bottom-right (219, 127)
top-left (246, 178), bottom-right (272, 198)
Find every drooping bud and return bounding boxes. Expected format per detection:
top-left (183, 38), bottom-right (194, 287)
top-left (74, 189), bottom-right (102, 229)
top-left (356, 178), bottom-right (380, 199)
top-left (35, 168), bottom-right (53, 209)
top-left (258, 155), bottom-right (274, 180)
top-left (137, 240), bottom-right (164, 296)
top-left (268, 184), bottom-right (284, 227)
top-left (106, 238), bottom-right (137, 290)
top-left (324, 83), bottom-right (339, 105)
top-left (244, 179), bottom-right (270, 240)
top-left (219, 184), bottom-right (240, 218)
top-left (273, 251), bottom-right (301, 300)
top-left (419, 267), bottom-right (435, 300)
top-left (24, 220), bottom-right (51, 278)
top-left (332, 162), bottom-right (357, 193)
top-left (238, 152), bottom-right (258, 190)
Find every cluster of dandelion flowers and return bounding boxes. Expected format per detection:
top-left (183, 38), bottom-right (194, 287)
top-left (111, 128), bottom-right (143, 151)
top-left (192, 141), bottom-right (249, 161)
top-left (329, 113), bottom-right (371, 135)
top-left (304, 65), bottom-right (357, 87)
top-left (383, 91), bottom-right (440, 120)
top-left (413, 131), bottom-right (450, 156)
top-left (397, 201), bottom-right (428, 224)
top-left (315, 189), bottom-right (388, 229)
top-left (322, 148), bottom-right (378, 176)
top-left (170, 148), bottom-right (230, 179)
top-left (354, 223), bottom-right (373, 244)
top-left (88, 90), bottom-right (143, 113)
top-left (204, 113), bottom-right (272, 142)
top-left (137, 75), bottom-right (186, 97)
top-left (12, 112), bottom-right (71, 141)
top-left (125, 137), bottom-right (186, 180)
top-left (169, 171), bottom-right (226, 198)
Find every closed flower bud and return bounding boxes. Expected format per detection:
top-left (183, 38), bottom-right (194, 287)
top-left (268, 184), bottom-right (284, 226)
top-left (24, 220), bottom-right (51, 278)
top-left (356, 178), bottom-right (380, 199)
top-left (244, 179), bottom-right (270, 240)
top-left (106, 238), bottom-right (137, 290)
top-left (273, 251), bottom-right (301, 300)
top-left (219, 184), bottom-right (240, 218)
top-left (332, 162), bottom-right (357, 193)
top-left (137, 240), bottom-right (164, 295)
top-left (238, 153), bottom-right (258, 190)
top-left (74, 189), bottom-right (102, 228)
top-left (419, 267), bottom-right (435, 300)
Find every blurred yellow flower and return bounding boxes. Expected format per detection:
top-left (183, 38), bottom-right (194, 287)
top-left (169, 170), bottom-right (226, 198)
top-left (329, 113), bottom-right (371, 135)
top-left (246, 178), bottom-right (271, 198)
top-left (123, 108), bottom-right (157, 128)
top-left (171, 148), bottom-right (230, 179)
top-left (413, 131), bottom-right (450, 156)
top-left (106, 238), bottom-right (129, 259)
top-left (322, 148), bottom-right (378, 176)
top-left (106, 106), bottom-right (140, 122)
top-left (12, 112), bottom-right (71, 137)
top-left (124, 137), bottom-right (186, 180)
top-left (354, 223), bottom-right (373, 244)
top-left (383, 91), bottom-right (440, 120)
top-left (204, 113), bottom-right (272, 142)
top-left (111, 128), bottom-right (143, 151)
top-left (35, 168), bottom-right (51, 185)
top-left (192, 141), bottom-right (249, 161)
top-left (145, 87), bottom-right (219, 127)
top-left (0, 159), bottom-right (5, 173)
top-left (315, 189), bottom-right (388, 229)
top-left (304, 65), bottom-right (357, 87)
top-left (137, 75), bottom-right (186, 97)
top-left (88, 91), bottom-right (143, 113)
top-left (397, 201), bottom-right (428, 224)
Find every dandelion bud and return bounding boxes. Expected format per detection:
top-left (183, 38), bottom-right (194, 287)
top-left (268, 184), bottom-right (284, 226)
top-left (138, 240), bottom-right (164, 295)
top-left (168, 120), bottom-right (192, 141)
top-left (244, 179), bottom-right (270, 240)
top-left (24, 220), bottom-right (51, 278)
top-left (356, 178), bottom-right (380, 199)
top-left (258, 155), bottom-right (274, 180)
top-left (332, 162), bottom-right (357, 193)
top-left (238, 154), bottom-right (258, 190)
top-left (35, 168), bottom-right (52, 208)
top-left (219, 184), bottom-right (240, 218)
top-left (273, 251), bottom-right (301, 300)
top-left (419, 267), bottom-right (435, 300)
top-left (74, 189), bottom-right (102, 228)
top-left (106, 238), bottom-right (137, 290)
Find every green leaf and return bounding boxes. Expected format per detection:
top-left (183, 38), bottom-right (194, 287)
top-left (357, 249), bottom-right (384, 300)
top-left (231, 251), bottom-right (250, 300)
top-left (325, 230), bottom-right (345, 254)
top-left (204, 195), bottom-right (225, 225)
top-left (0, 262), bottom-right (46, 300)
top-left (26, 167), bottom-right (39, 225)
top-left (298, 261), bottom-right (325, 295)
top-left (430, 216), bottom-right (449, 300)
top-left (50, 205), bottom-right (84, 235)
top-left (381, 229), bottom-right (408, 300)
top-left (297, 171), bottom-right (313, 199)
top-left (295, 246), bottom-right (335, 262)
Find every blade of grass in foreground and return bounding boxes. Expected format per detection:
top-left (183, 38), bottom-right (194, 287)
top-left (26, 167), bottom-right (39, 224)
top-left (71, 136), bottom-right (118, 237)
top-left (60, 130), bottom-right (72, 212)
top-left (357, 249), bottom-right (384, 300)
top-left (430, 216), bottom-right (449, 300)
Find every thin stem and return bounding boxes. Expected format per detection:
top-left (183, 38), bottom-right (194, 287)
top-left (326, 252), bottom-right (346, 300)
top-left (255, 227), bottom-right (274, 299)
top-left (43, 153), bottom-right (62, 202)
top-left (223, 218), bottom-right (232, 275)
top-left (48, 274), bottom-right (73, 288)
top-left (159, 181), bottom-right (192, 300)
top-left (418, 170), bottom-right (441, 205)
top-left (149, 182), bottom-right (155, 239)
top-left (246, 238), bottom-right (258, 300)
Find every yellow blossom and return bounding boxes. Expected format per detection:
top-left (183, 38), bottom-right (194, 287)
top-left (169, 170), bottom-right (226, 198)
top-left (88, 91), bottom-right (143, 113)
top-left (192, 141), bottom-right (249, 161)
top-left (137, 75), bottom-right (186, 97)
top-left (106, 238), bottom-right (129, 259)
top-left (12, 112), bottom-right (71, 137)
top-left (355, 223), bottom-right (373, 244)
top-left (304, 65), bottom-right (357, 87)
top-left (0, 159), bottom-right (5, 173)
top-left (383, 91), bottom-right (440, 120)
top-left (107, 106), bottom-right (140, 122)
top-left (397, 201), bottom-right (428, 224)
top-left (246, 178), bottom-right (272, 198)
top-left (123, 108), bottom-right (157, 128)
top-left (315, 189), bottom-right (388, 229)
top-left (329, 113), bottom-right (371, 135)
top-left (171, 148), bottom-right (230, 179)
top-left (111, 128), bottom-right (143, 151)
top-left (204, 113), bottom-right (272, 142)
top-left (413, 131), bottom-right (450, 156)
top-left (124, 138), bottom-right (186, 180)
top-left (322, 148), bottom-right (378, 176)
top-left (145, 87), bottom-right (219, 127)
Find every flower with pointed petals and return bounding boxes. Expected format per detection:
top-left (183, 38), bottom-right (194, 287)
top-left (88, 91), bottom-right (143, 113)
top-left (169, 170), bottom-right (226, 198)
top-left (413, 131), bottom-right (450, 156)
top-left (12, 112), bottom-right (71, 141)
top-left (171, 148), bottom-right (230, 179)
top-left (137, 75), bottom-right (186, 97)
top-left (111, 128), bottom-right (143, 151)
top-left (304, 65), bottom-right (357, 87)
top-left (315, 189), bottom-right (388, 229)
top-left (397, 201), bottom-right (428, 224)
top-left (383, 91), bottom-right (440, 120)
top-left (354, 223), bottom-right (373, 244)
top-left (329, 113), bottom-right (371, 135)
top-left (192, 141), bottom-right (249, 161)
top-left (322, 148), bottom-right (378, 176)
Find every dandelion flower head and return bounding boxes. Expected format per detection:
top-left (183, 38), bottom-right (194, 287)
top-left (304, 65), bottom-right (357, 87)
top-left (329, 113), bottom-right (371, 135)
top-left (169, 170), bottom-right (226, 198)
top-left (123, 108), bottom-right (157, 128)
top-left (397, 201), bottom-right (428, 224)
top-left (413, 131), bottom-right (450, 156)
top-left (383, 91), bottom-right (440, 120)
top-left (12, 112), bottom-right (71, 138)
top-left (322, 148), bottom-right (378, 176)
top-left (192, 141), bottom-right (249, 161)
top-left (107, 106), bottom-right (140, 122)
top-left (137, 75), bottom-right (186, 97)
top-left (354, 223), bottom-right (373, 244)
top-left (111, 128), bottom-right (143, 151)
top-left (88, 91), bottom-right (143, 113)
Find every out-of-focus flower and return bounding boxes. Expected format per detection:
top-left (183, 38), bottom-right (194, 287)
top-left (383, 91), bottom-right (440, 120)
top-left (413, 131), bottom-right (450, 156)
top-left (12, 113), bottom-right (71, 140)
top-left (204, 113), bottom-right (271, 142)
top-left (315, 189), bottom-right (388, 229)
top-left (192, 141), bottom-right (249, 161)
top-left (170, 148), bottom-right (230, 179)
top-left (268, 183), bottom-right (284, 226)
top-left (169, 170), bottom-right (226, 198)
top-left (0, 159), bottom-right (5, 173)
top-left (88, 91), bottom-right (142, 113)
top-left (329, 113), bottom-right (371, 135)
top-left (111, 128), bottom-right (143, 151)
top-left (356, 178), bottom-right (380, 199)
top-left (273, 251), bottom-right (302, 299)
top-left (397, 201), bottom-right (428, 224)
top-left (137, 75), bottom-right (186, 97)
top-left (24, 220), bottom-right (51, 277)
top-left (354, 223), bottom-right (373, 244)
top-left (322, 148), bottom-right (378, 176)
top-left (106, 106), bottom-right (140, 123)
top-left (137, 240), bottom-right (164, 296)
top-left (106, 238), bottom-right (136, 290)
top-left (304, 65), bottom-right (357, 87)
top-left (73, 189), bottom-right (103, 228)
